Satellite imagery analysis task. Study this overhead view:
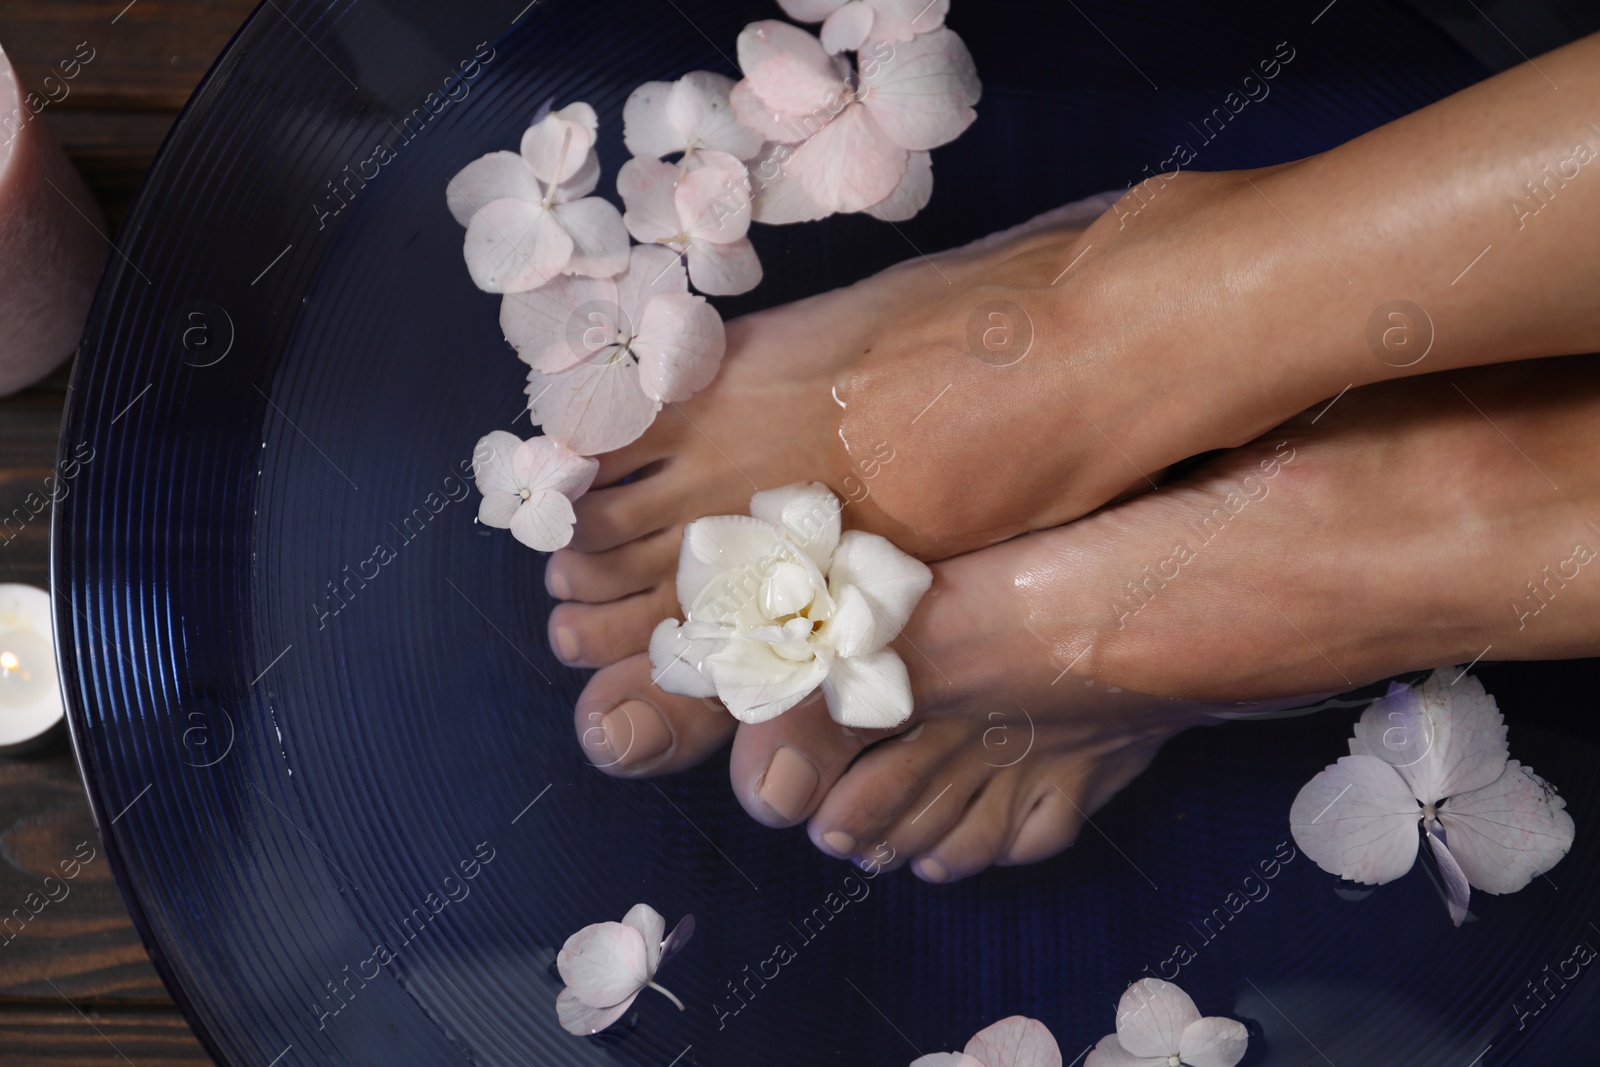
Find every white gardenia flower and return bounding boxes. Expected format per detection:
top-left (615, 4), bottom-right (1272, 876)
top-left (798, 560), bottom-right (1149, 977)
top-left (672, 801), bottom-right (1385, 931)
top-left (1086, 979), bottom-right (1248, 1067)
top-left (1290, 669), bottom-right (1574, 926)
top-left (912, 1015), bottom-right (1062, 1067)
top-left (446, 102), bottom-right (629, 293)
top-left (471, 431), bottom-right (598, 551)
top-left (649, 482), bottom-right (932, 728)
top-left (556, 903), bottom-right (694, 1036)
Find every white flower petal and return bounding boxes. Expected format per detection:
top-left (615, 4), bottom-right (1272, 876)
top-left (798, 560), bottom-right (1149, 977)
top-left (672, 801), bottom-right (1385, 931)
top-left (472, 430), bottom-right (525, 497)
top-left (826, 582), bottom-right (877, 659)
top-left (520, 102), bottom-right (599, 185)
top-left (478, 492), bottom-right (520, 529)
top-left (827, 530), bottom-right (932, 648)
top-left (870, 0), bottom-right (948, 39)
top-left (761, 561), bottom-right (818, 617)
top-left (616, 243), bottom-right (690, 321)
top-left (648, 618), bottom-right (721, 699)
top-left (749, 482), bottom-right (842, 568)
top-left (509, 489), bottom-right (577, 551)
top-left (860, 27), bottom-right (981, 151)
top-left (552, 196), bottom-right (631, 279)
top-left (515, 436), bottom-right (599, 499)
top-left (821, 2), bottom-right (875, 54)
top-left (705, 639), bottom-right (828, 723)
top-left (867, 149), bottom-right (932, 222)
top-left (622, 80), bottom-right (681, 159)
top-left (1426, 826), bottom-right (1472, 927)
top-left (527, 359), bottom-right (661, 456)
top-left (1288, 754), bottom-right (1421, 885)
top-left (621, 903), bottom-right (666, 976)
top-left (778, 0), bottom-right (847, 21)
top-left (749, 142), bottom-right (831, 224)
top-left (736, 20), bottom-right (848, 120)
top-left (687, 238), bottom-right (764, 297)
top-left (789, 103), bottom-right (907, 213)
top-left (618, 156), bottom-right (685, 245)
top-left (730, 79), bottom-right (814, 144)
top-left (677, 515), bottom-right (792, 618)
top-left (1113, 979), bottom-right (1200, 1060)
top-left (463, 198), bottom-right (569, 293)
top-left (1178, 1016), bottom-right (1249, 1067)
top-left (910, 1056), bottom-right (984, 1067)
top-left (633, 291), bottom-right (726, 403)
top-left (446, 151), bottom-right (541, 227)
top-left (821, 647), bottom-right (912, 728)
top-left (557, 920), bottom-right (649, 1008)
top-left (556, 986), bottom-right (638, 1035)
top-left (676, 152), bottom-right (752, 243)
top-left (1082, 1033), bottom-right (1152, 1067)
top-left (1350, 670), bottom-right (1508, 805)
top-left (500, 275), bottom-right (620, 374)
top-left (1437, 759), bottom-right (1575, 895)
top-left (963, 1015), bottom-right (1063, 1067)
top-left (668, 71), bottom-right (764, 159)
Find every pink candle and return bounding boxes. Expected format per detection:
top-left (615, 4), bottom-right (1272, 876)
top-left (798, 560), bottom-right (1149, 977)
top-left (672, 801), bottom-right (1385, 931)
top-left (0, 41), bottom-right (107, 397)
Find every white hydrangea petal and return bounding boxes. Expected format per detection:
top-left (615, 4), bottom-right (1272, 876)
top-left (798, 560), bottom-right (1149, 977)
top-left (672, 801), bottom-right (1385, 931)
top-left (508, 488), bottom-right (577, 551)
top-left (617, 243), bottom-right (690, 322)
top-left (1437, 760), bottom-right (1575, 894)
top-left (477, 493), bottom-right (520, 529)
top-left (730, 79), bottom-right (812, 144)
top-left (860, 27), bottom-right (981, 151)
top-left (622, 80), bottom-right (682, 158)
top-left (620, 903), bottom-right (666, 976)
top-left (687, 238), bottom-right (764, 297)
top-left (866, 149), bottom-right (932, 222)
top-left (633, 291), bottom-right (726, 403)
top-left (557, 921), bottom-right (649, 1007)
top-left (1113, 979), bottom-right (1200, 1060)
top-left (820, 2), bottom-right (875, 54)
top-left (618, 156), bottom-right (686, 245)
top-left (556, 987), bottom-right (638, 1036)
top-left (552, 196), bottom-right (631, 280)
top-left (870, 0), bottom-right (949, 39)
top-left (749, 142), bottom-right (832, 223)
top-left (520, 102), bottom-right (599, 185)
top-left (527, 359), bottom-right (660, 456)
top-left (446, 151), bottom-right (541, 226)
top-left (551, 148), bottom-right (602, 202)
top-left (515, 436), bottom-right (599, 499)
top-left (788, 103), bottom-right (907, 213)
top-left (705, 640), bottom-right (828, 723)
top-left (827, 530), bottom-right (932, 648)
top-left (736, 20), bottom-right (848, 119)
top-left (1351, 670), bottom-right (1508, 804)
top-left (821, 647), bottom-right (912, 728)
top-left (778, 0), bottom-right (847, 21)
top-left (471, 430), bottom-right (524, 497)
top-left (964, 1016), bottom-right (1063, 1067)
top-left (500, 275), bottom-right (619, 374)
top-left (668, 71), bottom-right (764, 159)
top-left (910, 1056), bottom-right (984, 1067)
top-left (676, 153), bottom-right (752, 243)
top-left (1425, 827), bottom-right (1472, 927)
top-left (463, 198), bottom-right (568, 293)
top-left (648, 618), bottom-right (721, 699)
top-left (1082, 1033), bottom-right (1150, 1067)
top-left (1288, 755), bottom-right (1422, 885)
top-left (749, 482), bottom-right (841, 568)
top-left (1178, 1016), bottom-right (1249, 1067)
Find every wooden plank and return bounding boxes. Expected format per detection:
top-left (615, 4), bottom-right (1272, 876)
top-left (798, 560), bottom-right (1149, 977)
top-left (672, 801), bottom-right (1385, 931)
top-left (0, 0), bottom-right (258, 112)
top-left (0, 374), bottom-right (71, 590)
top-left (44, 110), bottom-right (174, 233)
top-left (0, 1004), bottom-right (212, 1065)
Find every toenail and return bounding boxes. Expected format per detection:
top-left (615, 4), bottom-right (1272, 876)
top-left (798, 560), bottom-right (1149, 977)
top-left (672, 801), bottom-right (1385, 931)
top-left (914, 857), bottom-right (950, 883)
top-left (820, 830), bottom-right (856, 857)
top-left (545, 566), bottom-right (572, 600)
top-left (600, 700), bottom-right (671, 768)
top-left (552, 625), bottom-right (580, 663)
top-left (758, 747), bottom-right (818, 822)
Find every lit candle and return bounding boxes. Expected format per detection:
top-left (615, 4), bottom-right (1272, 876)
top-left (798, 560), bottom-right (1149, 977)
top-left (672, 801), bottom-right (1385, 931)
top-left (0, 584), bottom-right (64, 752)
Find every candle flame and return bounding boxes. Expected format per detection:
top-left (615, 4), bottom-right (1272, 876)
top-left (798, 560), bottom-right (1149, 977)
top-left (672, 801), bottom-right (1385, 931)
top-left (0, 651), bottom-right (17, 672)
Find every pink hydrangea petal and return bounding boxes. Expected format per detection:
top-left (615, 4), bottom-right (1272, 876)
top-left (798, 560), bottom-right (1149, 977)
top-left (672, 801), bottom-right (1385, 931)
top-left (500, 275), bottom-right (620, 374)
top-left (463, 198), bottom-right (568, 293)
top-left (748, 143), bottom-right (831, 223)
top-left (704, 639), bottom-right (829, 723)
top-left (1178, 1016), bottom-right (1250, 1067)
top-left (827, 530), bottom-right (932, 647)
top-left (730, 79), bottom-right (812, 144)
top-left (821, 2), bottom-right (875, 54)
top-left (551, 149), bottom-right (602, 202)
top-left (649, 619), bottom-right (722, 699)
top-left (622, 80), bottom-right (681, 159)
top-left (789, 104), bottom-right (907, 213)
top-left (619, 156), bottom-right (686, 245)
top-left (616, 244), bottom-right (689, 325)
top-left (1426, 826), bottom-right (1472, 927)
top-left (446, 151), bottom-right (541, 227)
top-left (749, 482), bottom-right (841, 568)
top-left (471, 430), bottom-right (524, 497)
top-left (1289, 754), bottom-right (1422, 885)
top-left (687, 238), bottom-right (763, 297)
top-left (633, 291), bottom-right (726, 402)
top-left (556, 987), bottom-right (637, 1035)
top-left (528, 359), bottom-right (661, 456)
top-left (870, 0), bottom-right (949, 39)
top-left (1350, 670), bottom-right (1508, 805)
top-left (621, 903), bottom-right (666, 976)
top-left (553, 197), bottom-right (631, 280)
top-left (514, 436), bottom-right (599, 499)
top-left (1082, 1033), bottom-right (1149, 1067)
top-left (1113, 979), bottom-right (1200, 1060)
top-left (676, 153), bottom-right (752, 243)
top-left (557, 921), bottom-right (649, 1007)
top-left (860, 26), bottom-right (980, 151)
top-left (821, 646), bottom-right (910, 728)
top-left (1437, 759), bottom-right (1575, 894)
top-left (910, 1055), bottom-right (984, 1067)
top-left (737, 20), bottom-right (848, 119)
top-left (478, 492), bottom-right (520, 529)
top-left (867, 149), bottom-right (932, 221)
top-left (778, 0), bottom-right (847, 20)
top-left (964, 1015), bottom-right (1063, 1067)
top-left (676, 515), bottom-right (789, 617)
top-left (668, 71), bottom-right (764, 159)
top-left (508, 489), bottom-right (577, 551)
top-left (520, 102), bottom-right (599, 185)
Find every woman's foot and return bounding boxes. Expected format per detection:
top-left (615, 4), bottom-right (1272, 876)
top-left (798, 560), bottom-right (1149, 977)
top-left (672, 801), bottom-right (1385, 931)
top-left (573, 356), bottom-right (1600, 880)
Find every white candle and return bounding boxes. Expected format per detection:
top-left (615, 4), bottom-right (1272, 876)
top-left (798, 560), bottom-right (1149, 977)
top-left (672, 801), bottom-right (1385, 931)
top-left (0, 584), bottom-right (64, 751)
top-left (0, 40), bottom-right (108, 397)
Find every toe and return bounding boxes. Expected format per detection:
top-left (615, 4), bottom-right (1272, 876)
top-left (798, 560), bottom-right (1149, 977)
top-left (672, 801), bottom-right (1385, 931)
top-left (592, 429), bottom-right (681, 489)
top-left (908, 776), bottom-right (1018, 884)
top-left (545, 527), bottom-right (682, 603)
top-left (573, 653), bottom-right (736, 776)
top-left (548, 585), bottom-right (678, 668)
top-left (805, 721), bottom-right (973, 861)
top-left (728, 698), bottom-right (902, 829)
top-left (570, 475), bottom-right (685, 553)
top-left (998, 784), bottom-right (1082, 867)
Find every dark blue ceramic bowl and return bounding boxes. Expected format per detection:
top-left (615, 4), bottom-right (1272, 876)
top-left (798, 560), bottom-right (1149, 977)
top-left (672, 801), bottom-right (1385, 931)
top-left (54, 0), bottom-right (1600, 1063)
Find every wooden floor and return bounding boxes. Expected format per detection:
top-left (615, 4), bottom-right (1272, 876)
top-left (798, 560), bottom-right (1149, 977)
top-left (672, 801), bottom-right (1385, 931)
top-left (1, 2), bottom-right (259, 1062)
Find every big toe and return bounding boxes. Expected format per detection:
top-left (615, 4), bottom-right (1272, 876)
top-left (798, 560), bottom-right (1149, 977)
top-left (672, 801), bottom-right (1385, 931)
top-left (573, 653), bottom-right (736, 776)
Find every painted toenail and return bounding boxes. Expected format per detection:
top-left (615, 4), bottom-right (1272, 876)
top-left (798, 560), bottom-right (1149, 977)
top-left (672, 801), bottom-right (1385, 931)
top-left (821, 831), bottom-right (856, 857)
top-left (601, 700), bottom-right (671, 768)
top-left (553, 625), bottom-right (580, 663)
top-left (546, 566), bottom-right (572, 600)
top-left (915, 857), bottom-right (950, 883)
top-left (758, 747), bottom-right (818, 822)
